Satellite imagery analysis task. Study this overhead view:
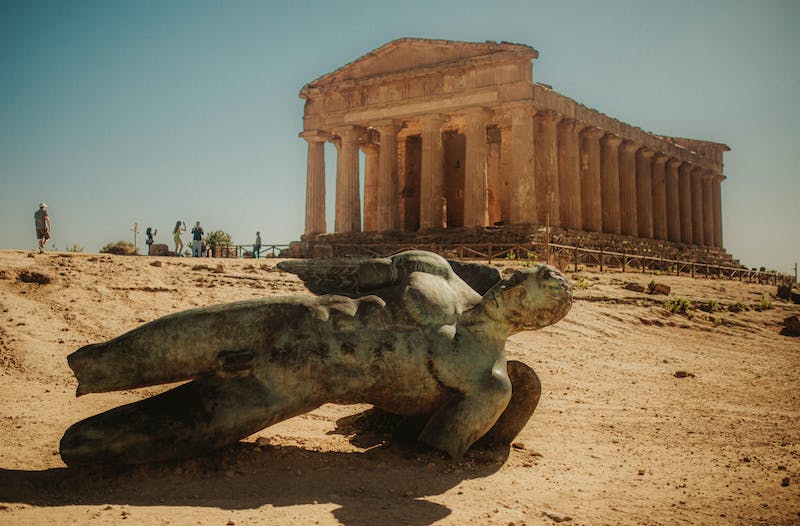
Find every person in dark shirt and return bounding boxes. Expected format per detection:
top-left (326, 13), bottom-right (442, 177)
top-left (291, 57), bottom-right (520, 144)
top-left (254, 232), bottom-right (262, 259)
top-left (145, 227), bottom-right (157, 255)
top-left (191, 222), bottom-right (204, 257)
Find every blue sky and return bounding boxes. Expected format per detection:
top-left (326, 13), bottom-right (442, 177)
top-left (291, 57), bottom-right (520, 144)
top-left (1, 0), bottom-right (798, 272)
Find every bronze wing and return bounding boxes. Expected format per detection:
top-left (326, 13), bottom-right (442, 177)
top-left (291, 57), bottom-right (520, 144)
top-left (278, 252), bottom-right (502, 297)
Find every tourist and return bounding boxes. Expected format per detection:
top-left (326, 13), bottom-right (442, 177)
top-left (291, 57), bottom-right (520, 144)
top-left (191, 221), bottom-right (204, 257)
top-left (34, 202), bottom-right (50, 254)
top-left (254, 231), bottom-right (262, 259)
top-left (145, 227), bottom-right (157, 255)
top-left (172, 221), bottom-right (186, 256)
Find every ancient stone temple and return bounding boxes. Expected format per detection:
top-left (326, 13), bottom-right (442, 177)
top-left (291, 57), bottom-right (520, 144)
top-left (294, 38), bottom-right (730, 259)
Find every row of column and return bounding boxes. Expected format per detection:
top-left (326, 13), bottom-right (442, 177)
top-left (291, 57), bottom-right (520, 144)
top-left (302, 108), bottom-right (724, 248)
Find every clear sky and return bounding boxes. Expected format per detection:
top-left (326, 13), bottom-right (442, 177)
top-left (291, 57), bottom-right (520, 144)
top-left (1, 0), bottom-right (798, 273)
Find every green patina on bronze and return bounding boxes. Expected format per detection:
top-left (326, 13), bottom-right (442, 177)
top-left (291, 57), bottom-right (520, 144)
top-left (60, 250), bottom-right (572, 465)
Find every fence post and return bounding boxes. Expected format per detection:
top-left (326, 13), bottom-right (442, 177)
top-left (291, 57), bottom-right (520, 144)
top-left (488, 243), bottom-right (493, 265)
top-left (574, 246), bottom-right (579, 272)
top-left (691, 262), bottom-right (695, 278)
top-left (622, 253), bottom-right (626, 273)
top-left (599, 249), bottom-right (604, 272)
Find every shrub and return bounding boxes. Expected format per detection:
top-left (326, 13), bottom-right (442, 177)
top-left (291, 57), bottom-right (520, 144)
top-left (664, 297), bottom-right (692, 316)
top-left (728, 301), bottom-right (751, 313)
top-left (574, 277), bottom-right (590, 290)
top-left (66, 244), bottom-right (85, 253)
top-left (205, 230), bottom-right (233, 248)
top-left (699, 299), bottom-right (721, 313)
top-left (100, 240), bottom-right (137, 256)
top-left (754, 299), bottom-right (773, 311)
top-left (647, 280), bottom-right (658, 294)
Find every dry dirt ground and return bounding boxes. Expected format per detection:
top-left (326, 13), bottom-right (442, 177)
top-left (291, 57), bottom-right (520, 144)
top-left (0, 249), bottom-right (798, 525)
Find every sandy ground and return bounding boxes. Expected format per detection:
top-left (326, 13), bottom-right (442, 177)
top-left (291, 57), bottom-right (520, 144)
top-left (0, 249), bottom-right (797, 525)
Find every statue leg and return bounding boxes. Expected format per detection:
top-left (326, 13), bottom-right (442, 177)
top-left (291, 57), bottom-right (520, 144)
top-left (476, 360), bottom-right (541, 447)
top-left (418, 364), bottom-right (512, 459)
top-left (60, 375), bottom-right (312, 466)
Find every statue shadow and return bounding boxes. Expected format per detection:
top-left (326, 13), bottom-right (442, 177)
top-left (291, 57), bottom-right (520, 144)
top-left (0, 408), bottom-right (510, 526)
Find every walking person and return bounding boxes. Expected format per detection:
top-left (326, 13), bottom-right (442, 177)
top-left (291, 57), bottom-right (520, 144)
top-left (34, 202), bottom-right (51, 254)
top-left (145, 227), bottom-right (157, 256)
top-left (191, 222), bottom-right (204, 257)
top-left (253, 231), bottom-right (262, 259)
top-left (173, 221), bottom-right (186, 256)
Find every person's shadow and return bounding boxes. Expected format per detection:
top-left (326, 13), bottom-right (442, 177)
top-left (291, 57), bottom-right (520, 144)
top-left (0, 408), bottom-right (511, 526)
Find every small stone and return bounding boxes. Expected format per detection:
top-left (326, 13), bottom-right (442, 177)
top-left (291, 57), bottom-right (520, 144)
top-left (741, 457), bottom-right (751, 463)
top-left (673, 371), bottom-right (695, 378)
top-left (638, 469), bottom-right (645, 476)
top-left (543, 510), bottom-right (573, 522)
top-left (623, 282), bottom-right (645, 293)
top-left (511, 442), bottom-right (526, 450)
top-left (227, 521), bottom-right (235, 526)
top-left (783, 316), bottom-right (800, 335)
top-left (652, 283), bottom-right (671, 295)
top-left (781, 477), bottom-right (790, 487)
top-left (150, 261), bottom-right (162, 267)
top-left (255, 437), bottom-right (270, 447)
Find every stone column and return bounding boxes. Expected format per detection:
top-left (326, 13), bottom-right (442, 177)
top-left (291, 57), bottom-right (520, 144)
top-left (374, 120), bottom-right (399, 231)
top-left (487, 128), bottom-right (502, 225)
top-left (463, 108), bottom-right (492, 227)
top-left (636, 148), bottom-right (655, 239)
top-left (600, 134), bottom-right (623, 234)
top-left (619, 140), bottom-right (638, 236)
top-left (665, 158), bottom-right (682, 242)
top-left (333, 125), bottom-right (363, 233)
top-left (712, 174), bottom-right (723, 248)
top-left (419, 115), bottom-right (445, 230)
top-left (557, 118), bottom-right (581, 229)
top-left (651, 153), bottom-right (668, 241)
top-left (690, 166), bottom-right (704, 246)
top-left (702, 171), bottom-right (714, 247)
top-left (509, 104), bottom-right (536, 224)
top-left (499, 125), bottom-right (513, 223)
top-left (579, 126), bottom-right (604, 232)
top-left (300, 131), bottom-right (328, 236)
top-left (534, 111), bottom-right (560, 226)
top-left (678, 162), bottom-right (693, 244)
top-left (360, 141), bottom-right (379, 232)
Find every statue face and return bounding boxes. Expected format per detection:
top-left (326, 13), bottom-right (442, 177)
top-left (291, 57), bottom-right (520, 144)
top-left (484, 265), bottom-right (572, 331)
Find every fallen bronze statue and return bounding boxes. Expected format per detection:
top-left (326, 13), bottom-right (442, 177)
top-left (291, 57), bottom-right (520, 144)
top-left (60, 250), bottom-right (572, 465)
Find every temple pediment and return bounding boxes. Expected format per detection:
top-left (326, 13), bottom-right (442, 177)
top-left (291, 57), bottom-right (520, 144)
top-left (302, 38), bottom-right (537, 92)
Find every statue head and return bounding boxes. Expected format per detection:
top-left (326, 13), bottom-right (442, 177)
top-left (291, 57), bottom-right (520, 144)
top-left (480, 264), bottom-right (572, 333)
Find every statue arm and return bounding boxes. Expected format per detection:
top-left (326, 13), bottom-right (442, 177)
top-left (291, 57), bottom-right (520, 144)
top-left (418, 358), bottom-right (511, 458)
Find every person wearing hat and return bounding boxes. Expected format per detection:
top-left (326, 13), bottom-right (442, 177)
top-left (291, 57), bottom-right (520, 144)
top-left (34, 202), bottom-right (51, 254)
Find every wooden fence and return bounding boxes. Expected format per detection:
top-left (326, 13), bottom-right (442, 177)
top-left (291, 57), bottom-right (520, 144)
top-left (323, 241), bottom-right (796, 286)
top-left (211, 244), bottom-right (290, 258)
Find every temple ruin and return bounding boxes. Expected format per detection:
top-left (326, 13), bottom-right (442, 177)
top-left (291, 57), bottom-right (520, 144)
top-left (292, 38), bottom-right (732, 262)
